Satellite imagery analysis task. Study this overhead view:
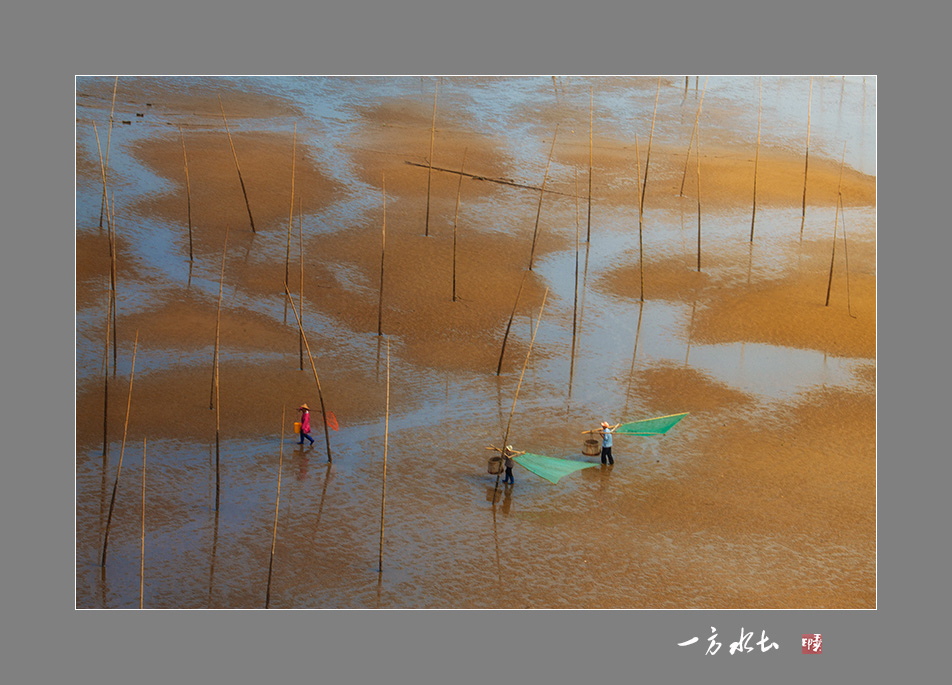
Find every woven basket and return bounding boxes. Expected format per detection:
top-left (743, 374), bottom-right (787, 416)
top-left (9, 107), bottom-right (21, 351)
top-left (487, 455), bottom-right (504, 474)
top-left (582, 438), bottom-right (600, 456)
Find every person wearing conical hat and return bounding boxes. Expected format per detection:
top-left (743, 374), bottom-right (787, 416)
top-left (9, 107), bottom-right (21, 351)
top-left (502, 445), bottom-right (516, 485)
top-left (298, 403), bottom-right (315, 446)
top-left (598, 421), bottom-right (615, 465)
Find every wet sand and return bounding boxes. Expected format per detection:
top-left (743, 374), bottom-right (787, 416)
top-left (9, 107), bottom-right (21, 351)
top-left (76, 76), bottom-right (875, 609)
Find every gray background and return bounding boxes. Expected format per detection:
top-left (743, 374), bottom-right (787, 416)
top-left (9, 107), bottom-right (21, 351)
top-left (3, 0), bottom-right (944, 682)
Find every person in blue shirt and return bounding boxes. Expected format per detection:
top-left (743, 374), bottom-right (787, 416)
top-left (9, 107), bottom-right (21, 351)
top-left (502, 445), bottom-right (516, 484)
top-left (598, 421), bottom-right (619, 465)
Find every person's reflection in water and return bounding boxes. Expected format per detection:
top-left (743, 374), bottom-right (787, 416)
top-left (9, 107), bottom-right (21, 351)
top-left (501, 483), bottom-right (513, 516)
top-left (297, 452), bottom-right (309, 481)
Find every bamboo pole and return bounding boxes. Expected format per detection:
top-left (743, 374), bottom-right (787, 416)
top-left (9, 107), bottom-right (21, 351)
top-left (696, 118), bottom-right (702, 272)
top-left (503, 288), bottom-right (549, 445)
top-left (800, 76), bottom-right (814, 240)
top-left (623, 303), bottom-right (645, 414)
top-left (638, 78), bottom-right (662, 293)
top-left (378, 173), bottom-right (386, 336)
top-left (218, 94), bottom-right (256, 233)
top-left (99, 76), bottom-right (118, 229)
top-left (299, 196), bottom-right (304, 371)
top-left (825, 143), bottom-right (848, 307)
top-left (109, 194), bottom-right (118, 376)
top-left (92, 122), bottom-right (110, 232)
top-left (496, 269), bottom-right (530, 375)
top-left (139, 437), bottom-right (146, 609)
top-left (750, 77), bottom-right (762, 242)
top-left (576, 240), bottom-right (592, 363)
top-left (285, 123), bottom-right (297, 300)
top-left (212, 227), bottom-right (228, 511)
top-left (402, 161), bottom-right (571, 196)
top-left (101, 282), bottom-right (111, 457)
top-left (101, 329), bottom-right (139, 568)
top-left (208, 507), bottom-right (219, 607)
top-left (92, 124), bottom-right (119, 375)
top-left (635, 134), bottom-right (644, 301)
top-left (587, 85), bottom-right (594, 242)
top-left (311, 460), bottom-right (333, 540)
top-left (679, 77), bottom-right (708, 196)
top-left (425, 81), bottom-right (438, 237)
top-left (210, 227), bottom-right (230, 410)
top-left (569, 169), bottom-right (580, 392)
top-left (215, 340), bottom-right (221, 512)
top-left (685, 301), bottom-right (696, 364)
top-left (452, 149), bottom-right (467, 302)
top-left (179, 127), bottom-right (194, 261)
top-left (494, 289), bottom-right (549, 492)
top-left (266, 406), bottom-right (286, 608)
top-left (840, 195), bottom-right (856, 318)
top-left (378, 337), bottom-right (391, 573)
top-left (285, 285), bottom-right (333, 462)
top-left (528, 124), bottom-right (559, 271)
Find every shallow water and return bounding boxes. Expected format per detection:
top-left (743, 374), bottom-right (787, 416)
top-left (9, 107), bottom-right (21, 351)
top-left (76, 75), bottom-right (875, 608)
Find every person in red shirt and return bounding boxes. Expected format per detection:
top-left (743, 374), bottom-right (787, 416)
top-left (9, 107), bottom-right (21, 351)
top-left (298, 403), bottom-right (315, 446)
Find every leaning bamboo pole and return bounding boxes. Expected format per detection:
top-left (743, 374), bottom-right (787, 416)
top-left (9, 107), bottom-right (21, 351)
top-left (139, 437), bottom-right (146, 608)
top-left (494, 289), bottom-right (549, 492)
top-left (378, 337), bottom-right (391, 573)
top-left (377, 173), bottom-right (386, 336)
top-left (635, 134), bottom-right (644, 301)
top-left (208, 507), bottom-right (220, 607)
top-left (311, 460), bottom-right (333, 540)
top-left (425, 81), bottom-right (438, 237)
top-left (840, 195), bottom-right (856, 318)
top-left (215, 337), bottom-right (222, 512)
top-left (696, 119), bottom-right (702, 272)
top-left (299, 196), bottom-right (304, 371)
top-left (99, 76), bottom-right (118, 229)
top-left (638, 78), bottom-right (662, 295)
top-left (266, 406), bottom-right (286, 608)
top-left (750, 78), bottom-right (762, 242)
top-left (800, 76), bottom-right (814, 240)
top-left (587, 85), bottom-right (594, 242)
top-left (101, 279), bottom-right (112, 457)
top-left (210, 227), bottom-right (230, 410)
top-left (825, 143), bottom-right (848, 307)
top-left (285, 123), bottom-right (297, 301)
top-left (212, 227), bottom-right (229, 511)
top-left (179, 127), bottom-right (194, 261)
top-left (101, 329), bottom-right (139, 568)
top-left (403, 161), bottom-right (572, 196)
top-left (679, 77), bottom-right (708, 196)
top-left (452, 149), bottom-right (467, 302)
top-left (527, 124), bottom-right (560, 271)
top-left (92, 124), bottom-right (118, 375)
top-left (496, 269), bottom-right (530, 375)
top-left (92, 122), bottom-right (110, 231)
top-left (108, 194), bottom-right (118, 376)
top-left (285, 285), bottom-right (333, 463)
top-left (623, 302), bottom-right (645, 414)
top-left (218, 94), bottom-right (256, 233)
top-left (503, 288), bottom-right (549, 446)
top-left (569, 169), bottom-right (580, 391)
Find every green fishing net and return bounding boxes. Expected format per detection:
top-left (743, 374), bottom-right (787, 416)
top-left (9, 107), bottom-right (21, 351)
top-left (614, 412), bottom-right (689, 436)
top-left (513, 453), bottom-right (599, 484)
